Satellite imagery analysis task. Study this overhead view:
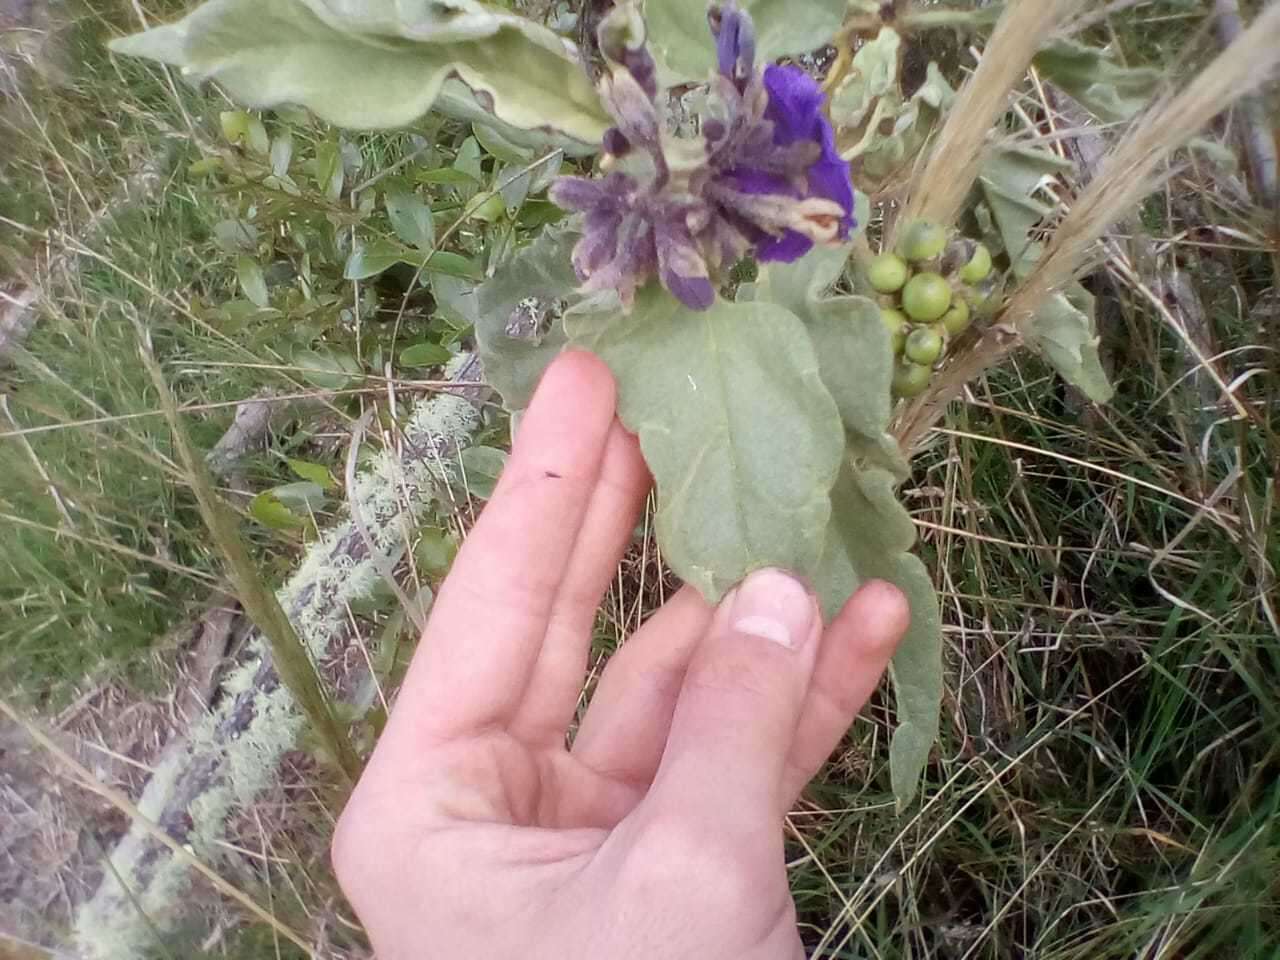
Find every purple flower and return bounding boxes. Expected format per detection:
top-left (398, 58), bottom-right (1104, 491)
top-left (550, 1), bottom-right (857, 311)
top-left (750, 65), bottom-right (856, 261)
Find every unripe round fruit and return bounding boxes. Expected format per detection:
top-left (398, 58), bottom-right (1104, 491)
top-left (905, 327), bottom-right (943, 365)
top-left (893, 362), bottom-right (932, 398)
top-left (901, 272), bottom-right (952, 322)
top-left (959, 243), bottom-right (993, 283)
top-left (868, 253), bottom-right (909, 294)
top-left (880, 307), bottom-right (909, 355)
top-left (941, 298), bottom-right (971, 336)
top-left (898, 219), bottom-right (947, 262)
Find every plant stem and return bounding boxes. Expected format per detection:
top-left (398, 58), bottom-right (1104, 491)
top-left (133, 320), bottom-right (361, 784)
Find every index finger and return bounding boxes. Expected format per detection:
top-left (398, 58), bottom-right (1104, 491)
top-left (382, 350), bottom-right (619, 746)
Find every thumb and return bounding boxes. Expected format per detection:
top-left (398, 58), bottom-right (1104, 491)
top-left (646, 568), bottom-right (822, 829)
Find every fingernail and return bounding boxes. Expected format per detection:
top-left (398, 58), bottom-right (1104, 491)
top-left (730, 568), bottom-right (816, 649)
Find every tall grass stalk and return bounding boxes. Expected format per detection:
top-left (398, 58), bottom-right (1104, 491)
top-left (893, 0), bottom-right (1086, 242)
top-left (133, 321), bottom-right (361, 784)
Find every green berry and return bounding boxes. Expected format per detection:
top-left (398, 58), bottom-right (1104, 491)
top-left (941, 298), bottom-right (971, 336)
top-left (905, 327), bottom-right (943, 365)
top-left (892, 362), bottom-right (932, 398)
top-left (959, 243), bottom-right (993, 283)
top-left (901, 272), bottom-right (952, 322)
top-left (898, 220), bottom-right (947, 262)
top-left (880, 307), bottom-right (909, 355)
top-left (868, 253), bottom-right (909, 294)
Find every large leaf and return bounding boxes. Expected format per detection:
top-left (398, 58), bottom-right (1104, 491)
top-left (759, 245), bottom-right (907, 477)
top-left (110, 0), bottom-right (609, 146)
top-left (1034, 38), bottom-right (1161, 123)
top-left (817, 458), bottom-right (942, 809)
top-left (1025, 283), bottom-right (1114, 403)
top-left (568, 286), bottom-right (844, 601)
top-left (975, 143), bottom-right (1074, 280)
top-left (433, 78), bottom-right (598, 159)
top-left (763, 249), bottom-right (940, 807)
top-left (475, 225), bottom-right (580, 409)
top-left (646, 0), bottom-right (845, 84)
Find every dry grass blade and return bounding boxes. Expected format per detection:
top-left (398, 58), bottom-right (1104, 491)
top-left (1006, 3), bottom-right (1280, 327)
top-left (894, 0), bottom-right (1086, 238)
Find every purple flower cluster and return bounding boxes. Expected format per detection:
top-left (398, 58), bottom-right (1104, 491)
top-left (550, 2), bottom-right (856, 311)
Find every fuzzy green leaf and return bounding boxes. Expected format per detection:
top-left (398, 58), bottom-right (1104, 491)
top-left (213, 219), bottom-right (259, 254)
top-left (250, 488), bottom-right (306, 529)
top-left (817, 458), bottom-right (942, 810)
top-left (343, 240), bottom-right (482, 281)
top-left (456, 445), bottom-right (508, 500)
top-left (568, 286), bottom-right (844, 601)
top-left (343, 240), bottom-right (405, 280)
top-left (433, 77), bottom-right (597, 158)
top-left (110, 0), bottom-right (609, 146)
top-left (1034, 38), bottom-right (1162, 124)
top-left (976, 144), bottom-right (1074, 279)
top-left (236, 254), bottom-right (270, 308)
top-left (1026, 284), bottom-right (1114, 403)
top-left (293, 347), bottom-right (363, 390)
top-left (475, 225), bottom-right (579, 409)
top-left (759, 246), bottom-right (907, 477)
top-left (287, 458), bottom-right (336, 489)
top-left (399, 341), bottom-right (453, 367)
top-left (646, 0), bottom-right (845, 84)
top-left (385, 187), bottom-right (436, 251)
top-left (762, 248), bottom-right (939, 807)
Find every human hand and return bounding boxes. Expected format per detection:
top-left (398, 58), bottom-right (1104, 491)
top-left (332, 351), bottom-right (910, 959)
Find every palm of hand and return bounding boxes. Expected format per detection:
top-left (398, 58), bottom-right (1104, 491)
top-left (333, 352), bottom-right (908, 960)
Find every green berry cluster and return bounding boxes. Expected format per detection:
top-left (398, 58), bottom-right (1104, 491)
top-left (868, 220), bottom-right (997, 399)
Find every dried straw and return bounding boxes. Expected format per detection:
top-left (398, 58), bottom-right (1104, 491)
top-left (1006, 2), bottom-right (1280, 327)
top-left (895, 0), bottom-right (1087, 238)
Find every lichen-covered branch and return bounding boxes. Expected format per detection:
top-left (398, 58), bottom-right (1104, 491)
top-left (73, 355), bottom-right (486, 959)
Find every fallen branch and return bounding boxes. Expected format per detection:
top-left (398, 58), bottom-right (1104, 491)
top-left (73, 355), bottom-right (487, 959)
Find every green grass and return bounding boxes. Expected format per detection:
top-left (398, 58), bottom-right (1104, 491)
top-left (3, 0), bottom-right (1279, 957)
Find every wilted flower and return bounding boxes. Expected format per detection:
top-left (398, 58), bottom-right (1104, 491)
top-left (550, 1), bottom-right (856, 311)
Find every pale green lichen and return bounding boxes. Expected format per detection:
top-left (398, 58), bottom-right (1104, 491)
top-left (74, 374), bottom-right (482, 959)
